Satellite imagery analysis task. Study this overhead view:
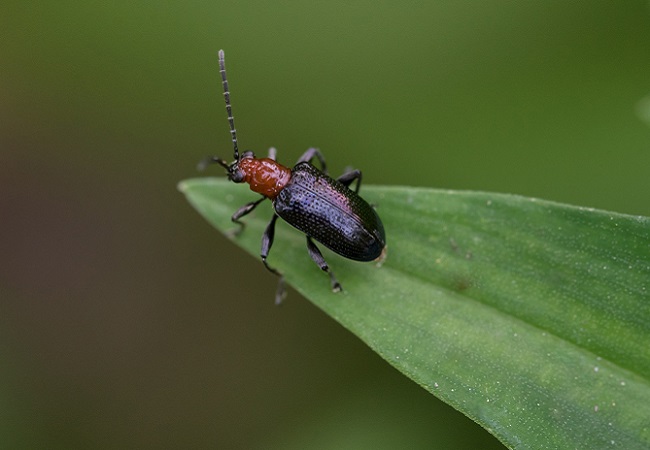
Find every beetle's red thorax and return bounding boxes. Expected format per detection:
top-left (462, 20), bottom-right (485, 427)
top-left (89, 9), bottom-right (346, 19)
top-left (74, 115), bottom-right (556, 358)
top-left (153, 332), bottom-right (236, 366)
top-left (238, 157), bottom-right (292, 199)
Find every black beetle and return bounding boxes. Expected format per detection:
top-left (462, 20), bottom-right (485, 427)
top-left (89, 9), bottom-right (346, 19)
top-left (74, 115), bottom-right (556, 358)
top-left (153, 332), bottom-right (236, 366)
top-left (201, 50), bottom-right (386, 303)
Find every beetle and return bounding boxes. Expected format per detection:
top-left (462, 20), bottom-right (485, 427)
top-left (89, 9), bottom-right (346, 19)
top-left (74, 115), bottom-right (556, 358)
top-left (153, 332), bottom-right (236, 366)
top-left (201, 50), bottom-right (386, 303)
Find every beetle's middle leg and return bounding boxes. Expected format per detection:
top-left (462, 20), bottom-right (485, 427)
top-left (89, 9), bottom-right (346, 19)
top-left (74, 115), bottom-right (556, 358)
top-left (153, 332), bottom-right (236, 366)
top-left (261, 213), bottom-right (286, 304)
top-left (229, 196), bottom-right (266, 237)
top-left (337, 169), bottom-right (363, 194)
top-left (296, 147), bottom-right (327, 174)
top-left (305, 236), bottom-right (342, 293)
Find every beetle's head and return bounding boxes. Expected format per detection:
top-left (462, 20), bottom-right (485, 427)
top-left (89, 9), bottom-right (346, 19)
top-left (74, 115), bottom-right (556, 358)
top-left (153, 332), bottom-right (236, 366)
top-left (226, 151), bottom-right (255, 183)
top-left (198, 151), bottom-right (256, 183)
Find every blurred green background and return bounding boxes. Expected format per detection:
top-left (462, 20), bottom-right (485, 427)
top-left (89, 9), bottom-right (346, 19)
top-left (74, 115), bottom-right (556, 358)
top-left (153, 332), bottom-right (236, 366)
top-left (2, 1), bottom-right (649, 448)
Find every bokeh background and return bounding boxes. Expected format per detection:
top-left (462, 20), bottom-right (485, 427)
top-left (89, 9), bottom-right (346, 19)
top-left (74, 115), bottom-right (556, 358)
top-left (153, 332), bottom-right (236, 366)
top-left (2, 2), bottom-right (650, 448)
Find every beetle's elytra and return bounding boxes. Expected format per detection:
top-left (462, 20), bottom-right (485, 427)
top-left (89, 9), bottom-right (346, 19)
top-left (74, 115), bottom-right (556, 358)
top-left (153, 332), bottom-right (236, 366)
top-left (200, 50), bottom-right (386, 304)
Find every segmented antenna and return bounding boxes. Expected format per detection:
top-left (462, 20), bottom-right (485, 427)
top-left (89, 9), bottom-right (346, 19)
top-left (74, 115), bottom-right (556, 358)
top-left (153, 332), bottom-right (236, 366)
top-left (219, 49), bottom-right (239, 161)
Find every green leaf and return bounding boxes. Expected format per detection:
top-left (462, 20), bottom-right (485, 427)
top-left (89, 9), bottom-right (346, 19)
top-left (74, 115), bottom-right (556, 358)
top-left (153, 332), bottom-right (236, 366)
top-left (179, 177), bottom-right (650, 449)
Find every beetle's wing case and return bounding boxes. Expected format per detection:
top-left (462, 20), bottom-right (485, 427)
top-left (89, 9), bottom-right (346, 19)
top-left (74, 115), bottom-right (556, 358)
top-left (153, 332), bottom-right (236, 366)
top-left (272, 163), bottom-right (385, 261)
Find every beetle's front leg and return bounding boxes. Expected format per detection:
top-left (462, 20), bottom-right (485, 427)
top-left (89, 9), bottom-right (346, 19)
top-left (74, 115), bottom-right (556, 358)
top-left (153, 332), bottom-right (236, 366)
top-left (296, 147), bottom-right (327, 174)
top-left (230, 196), bottom-right (266, 237)
top-left (261, 214), bottom-right (286, 304)
top-left (305, 236), bottom-right (342, 293)
top-left (196, 155), bottom-right (230, 172)
top-left (337, 169), bottom-right (363, 194)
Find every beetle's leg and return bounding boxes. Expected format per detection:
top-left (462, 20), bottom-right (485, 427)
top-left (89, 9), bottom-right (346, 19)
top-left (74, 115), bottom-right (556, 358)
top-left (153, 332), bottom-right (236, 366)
top-left (229, 196), bottom-right (266, 237)
top-left (337, 169), bottom-right (363, 194)
top-left (305, 236), bottom-right (342, 293)
top-left (296, 147), bottom-right (327, 174)
top-left (261, 214), bottom-right (286, 304)
top-left (267, 147), bottom-right (277, 161)
top-left (197, 155), bottom-right (230, 172)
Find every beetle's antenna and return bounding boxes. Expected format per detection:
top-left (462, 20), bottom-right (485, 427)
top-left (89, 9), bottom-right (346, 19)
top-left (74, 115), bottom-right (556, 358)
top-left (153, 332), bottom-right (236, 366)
top-left (219, 49), bottom-right (239, 161)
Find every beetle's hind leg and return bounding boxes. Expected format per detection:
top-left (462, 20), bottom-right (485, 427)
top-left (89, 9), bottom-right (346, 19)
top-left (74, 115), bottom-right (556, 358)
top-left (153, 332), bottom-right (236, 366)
top-left (305, 237), bottom-right (342, 293)
top-left (337, 169), bottom-right (363, 194)
top-left (261, 214), bottom-right (286, 304)
top-left (296, 147), bottom-right (328, 174)
top-left (229, 196), bottom-right (266, 237)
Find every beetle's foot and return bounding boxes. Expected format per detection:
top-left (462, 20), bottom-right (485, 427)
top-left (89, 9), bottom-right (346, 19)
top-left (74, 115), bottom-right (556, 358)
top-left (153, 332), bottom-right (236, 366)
top-left (330, 274), bottom-right (342, 293)
top-left (274, 277), bottom-right (287, 305)
top-left (227, 223), bottom-right (245, 238)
